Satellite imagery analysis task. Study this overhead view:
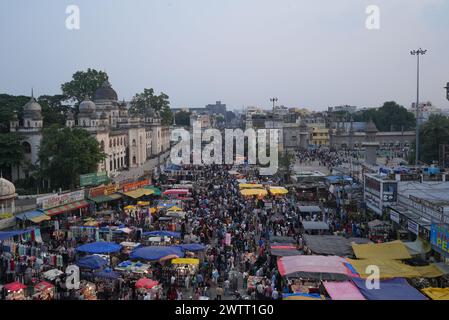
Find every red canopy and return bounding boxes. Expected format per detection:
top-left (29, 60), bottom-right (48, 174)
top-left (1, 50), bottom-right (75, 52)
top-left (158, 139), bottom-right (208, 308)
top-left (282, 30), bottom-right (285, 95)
top-left (4, 281), bottom-right (27, 292)
top-left (135, 278), bottom-right (159, 290)
top-left (163, 189), bottom-right (189, 195)
top-left (34, 281), bottom-right (54, 291)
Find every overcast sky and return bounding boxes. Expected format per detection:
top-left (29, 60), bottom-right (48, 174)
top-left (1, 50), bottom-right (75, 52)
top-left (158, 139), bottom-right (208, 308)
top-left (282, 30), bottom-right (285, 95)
top-left (1, 0), bottom-right (448, 111)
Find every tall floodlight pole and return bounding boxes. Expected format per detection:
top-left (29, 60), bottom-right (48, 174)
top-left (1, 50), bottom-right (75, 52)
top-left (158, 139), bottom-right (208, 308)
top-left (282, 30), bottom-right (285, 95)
top-left (410, 48), bottom-right (427, 166)
top-left (270, 97), bottom-right (278, 113)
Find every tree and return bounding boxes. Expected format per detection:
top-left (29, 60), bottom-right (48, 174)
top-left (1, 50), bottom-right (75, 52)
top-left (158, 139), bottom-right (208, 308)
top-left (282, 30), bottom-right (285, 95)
top-left (174, 111), bottom-right (191, 126)
top-left (129, 88), bottom-right (173, 125)
top-left (37, 95), bottom-right (70, 127)
top-left (0, 94), bottom-right (30, 133)
top-left (353, 101), bottom-right (415, 131)
top-left (410, 114), bottom-right (449, 165)
top-left (225, 111), bottom-right (236, 123)
top-left (38, 126), bottom-right (106, 189)
top-left (61, 68), bottom-right (109, 107)
top-left (278, 151), bottom-right (295, 182)
top-left (0, 133), bottom-right (24, 180)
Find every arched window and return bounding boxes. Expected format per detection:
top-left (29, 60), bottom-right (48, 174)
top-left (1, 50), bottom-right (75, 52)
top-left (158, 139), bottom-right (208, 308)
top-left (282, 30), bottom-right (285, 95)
top-left (22, 142), bottom-right (31, 154)
top-left (109, 140), bottom-right (112, 148)
top-left (132, 139), bottom-right (136, 147)
top-left (113, 139), bottom-right (116, 147)
top-left (132, 156), bottom-right (137, 165)
top-left (100, 140), bottom-right (105, 151)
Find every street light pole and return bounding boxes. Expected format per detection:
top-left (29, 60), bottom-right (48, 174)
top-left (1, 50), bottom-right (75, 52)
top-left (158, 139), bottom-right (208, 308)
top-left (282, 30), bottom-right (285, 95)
top-left (270, 97), bottom-right (278, 113)
top-left (410, 48), bottom-right (427, 166)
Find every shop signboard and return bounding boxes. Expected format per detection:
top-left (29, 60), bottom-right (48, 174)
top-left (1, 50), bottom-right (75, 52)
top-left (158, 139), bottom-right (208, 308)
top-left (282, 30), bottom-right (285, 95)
top-left (121, 179), bottom-right (150, 192)
top-left (408, 219), bottom-right (419, 235)
top-left (390, 210), bottom-right (400, 224)
top-left (430, 224), bottom-right (449, 254)
top-left (80, 172), bottom-right (108, 187)
top-left (37, 190), bottom-right (85, 210)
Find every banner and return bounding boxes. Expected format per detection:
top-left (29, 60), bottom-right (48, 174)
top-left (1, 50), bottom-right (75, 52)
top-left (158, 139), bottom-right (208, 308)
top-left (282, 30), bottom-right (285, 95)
top-left (390, 210), bottom-right (400, 224)
top-left (121, 179), bottom-right (150, 192)
top-left (408, 220), bottom-right (419, 235)
top-left (80, 171), bottom-right (108, 187)
top-left (430, 224), bottom-right (449, 254)
top-left (37, 190), bottom-right (85, 210)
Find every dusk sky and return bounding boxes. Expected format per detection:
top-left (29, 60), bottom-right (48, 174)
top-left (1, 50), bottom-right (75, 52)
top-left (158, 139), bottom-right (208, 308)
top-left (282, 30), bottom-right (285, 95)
top-left (1, 0), bottom-right (448, 110)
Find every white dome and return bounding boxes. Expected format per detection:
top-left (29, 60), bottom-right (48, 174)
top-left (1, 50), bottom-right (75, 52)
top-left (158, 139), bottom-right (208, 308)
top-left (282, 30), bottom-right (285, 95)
top-left (79, 97), bottom-right (96, 113)
top-left (23, 97), bottom-right (42, 112)
top-left (0, 177), bottom-right (16, 201)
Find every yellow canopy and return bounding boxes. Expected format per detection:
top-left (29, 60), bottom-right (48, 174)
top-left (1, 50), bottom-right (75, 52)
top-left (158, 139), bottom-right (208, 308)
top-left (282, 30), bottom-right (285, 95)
top-left (352, 240), bottom-right (412, 260)
top-left (29, 214), bottom-right (51, 223)
top-left (137, 201), bottom-right (150, 206)
top-left (240, 189), bottom-right (268, 197)
top-left (167, 206), bottom-right (183, 212)
top-left (422, 287), bottom-right (449, 300)
top-left (347, 258), bottom-right (421, 279)
top-left (239, 183), bottom-right (263, 189)
top-left (124, 205), bottom-right (136, 210)
top-left (0, 213), bottom-right (13, 219)
top-left (150, 207), bottom-right (157, 214)
top-left (171, 258), bottom-right (200, 265)
top-left (269, 187), bottom-right (289, 195)
top-left (414, 264), bottom-right (444, 278)
top-left (123, 188), bottom-right (155, 199)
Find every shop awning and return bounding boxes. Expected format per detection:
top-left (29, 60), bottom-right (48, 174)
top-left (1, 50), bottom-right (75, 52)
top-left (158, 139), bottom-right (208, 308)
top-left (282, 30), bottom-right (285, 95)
top-left (171, 258), bottom-right (199, 265)
top-left (351, 277), bottom-right (427, 300)
top-left (239, 183), bottom-right (263, 189)
top-left (144, 186), bottom-right (161, 196)
top-left (346, 258), bottom-right (421, 279)
top-left (240, 189), bottom-right (268, 197)
top-left (0, 229), bottom-right (34, 241)
top-left (277, 255), bottom-right (350, 277)
top-left (303, 234), bottom-right (353, 256)
top-left (15, 210), bottom-right (50, 223)
top-left (89, 193), bottom-right (122, 204)
top-left (122, 188), bottom-right (155, 199)
top-left (268, 187), bottom-right (289, 195)
top-left (44, 200), bottom-right (89, 217)
top-left (323, 281), bottom-right (365, 300)
top-left (352, 240), bottom-right (411, 260)
top-left (130, 246), bottom-right (185, 261)
top-left (421, 287), bottom-right (449, 300)
top-left (302, 221), bottom-right (329, 230)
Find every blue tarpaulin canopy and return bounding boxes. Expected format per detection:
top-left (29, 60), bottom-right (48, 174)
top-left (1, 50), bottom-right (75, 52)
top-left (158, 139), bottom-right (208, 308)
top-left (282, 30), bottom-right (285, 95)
top-left (177, 243), bottom-right (206, 252)
top-left (76, 255), bottom-right (108, 269)
top-left (142, 231), bottom-right (181, 238)
top-left (165, 164), bottom-right (182, 172)
top-left (14, 210), bottom-right (45, 221)
top-left (351, 278), bottom-right (427, 300)
top-left (0, 229), bottom-right (33, 241)
top-left (76, 242), bottom-right (122, 254)
top-left (130, 246), bottom-right (185, 261)
top-left (94, 268), bottom-right (120, 279)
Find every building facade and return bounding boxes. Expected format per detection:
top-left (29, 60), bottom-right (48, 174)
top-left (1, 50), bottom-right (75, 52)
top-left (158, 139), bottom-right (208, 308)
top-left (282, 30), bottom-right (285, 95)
top-left (9, 81), bottom-right (170, 181)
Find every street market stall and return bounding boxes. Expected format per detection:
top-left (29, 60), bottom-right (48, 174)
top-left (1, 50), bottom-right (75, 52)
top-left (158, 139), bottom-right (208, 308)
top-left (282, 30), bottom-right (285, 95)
top-left (33, 281), bottom-right (55, 300)
top-left (3, 281), bottom-right (27, 300)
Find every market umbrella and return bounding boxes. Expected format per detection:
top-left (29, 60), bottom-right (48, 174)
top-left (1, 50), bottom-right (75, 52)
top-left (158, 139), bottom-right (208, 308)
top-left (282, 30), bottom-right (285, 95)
top-left (177, 243), bottom-right (206, 252)
top-left (76, 242), bottom-right (122, 254)
top-left (268, 187), bottom-right (289, 195)
top-left (34, 281), bottom-right (54, 291)
top-left (4, 281), bottom-right (27, 292)
top-left (94, 268), bottom-right (120, 279)
top-left (240, 189), bottom-right (268, 197)
top-left (135, 278), bottom-right (159, 290)
top-left (124, 205), bottom-right (136, 210)
top-left (167, 206), bottom-right (182, 212)
top-left (130, 246), bottom-right (185, 261)
top-left (142, 231), bottom-right (181, 238)
top-left (76, 255), bottom-right (108, 270)
top-left (166, 211), bottom-right (186, 219)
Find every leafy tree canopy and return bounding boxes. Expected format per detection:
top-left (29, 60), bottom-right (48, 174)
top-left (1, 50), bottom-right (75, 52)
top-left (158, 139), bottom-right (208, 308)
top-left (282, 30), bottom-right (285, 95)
top-left (353, 101), bottom-right (415, 131)
top-left (0, 133), bottom-right (24, 180)
top-left (174, 111), bottom-right (191, 126)
top-left (130, 88), bottom-right (173, 125)
top-left (38, 126), bottom-right (106, 189)
top-left (61, 68), bottom-right (108, 106)
top-left (0, 94), bottom-right (30, 133)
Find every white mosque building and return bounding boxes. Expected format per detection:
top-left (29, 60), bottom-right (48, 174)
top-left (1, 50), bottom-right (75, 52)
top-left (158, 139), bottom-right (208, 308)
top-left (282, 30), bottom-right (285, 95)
top-left (9, 81), bottom-right (171, 181)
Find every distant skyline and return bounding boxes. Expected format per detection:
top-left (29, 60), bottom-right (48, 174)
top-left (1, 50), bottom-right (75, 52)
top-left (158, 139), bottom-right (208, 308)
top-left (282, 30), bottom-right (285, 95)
top-left (1, 0), bottom-right (449, 111)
